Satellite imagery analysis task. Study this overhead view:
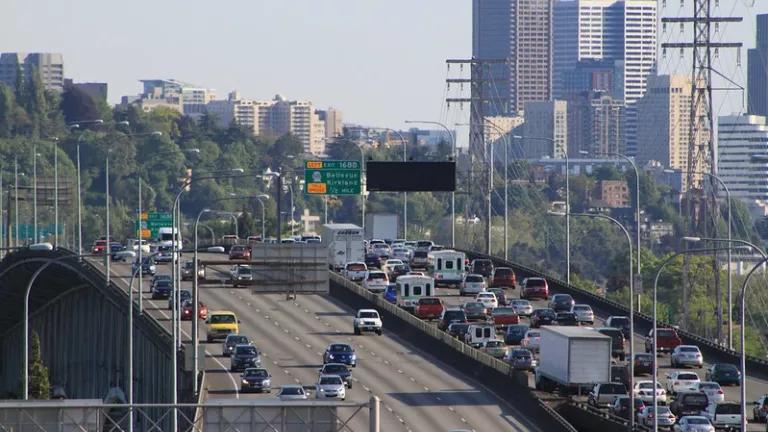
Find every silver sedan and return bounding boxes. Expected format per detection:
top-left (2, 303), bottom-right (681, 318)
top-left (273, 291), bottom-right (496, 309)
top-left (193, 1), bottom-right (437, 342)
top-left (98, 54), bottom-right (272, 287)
top-left (671, 345), bottom-right (703, 368)
top-left (570, 304), bottom-right (594, 324)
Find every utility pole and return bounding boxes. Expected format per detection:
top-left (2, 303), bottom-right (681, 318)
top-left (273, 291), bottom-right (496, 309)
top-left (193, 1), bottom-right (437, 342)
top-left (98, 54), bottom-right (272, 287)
top-left (662, 5), bottom-right (741, 344)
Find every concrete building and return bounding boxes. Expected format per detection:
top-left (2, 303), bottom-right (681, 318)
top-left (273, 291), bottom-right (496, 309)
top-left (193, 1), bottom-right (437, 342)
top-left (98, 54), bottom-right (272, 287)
top-left (316, 108), bottom-right (343, 139)
top-left (717, 114), bottom-right (768, 217)
top-left (590, 92), bottom-right (624, 156)
top-left (593, 179), bottom-right (630, 207)
top-left (0, 52), bottom-right (65, 92)
top-left (522, 100), bottom-right (568, 158)
top-left (748, 14), bottom-right (768, 117)
top-left (124, 79), bottom-right (215, 114)
top-left (636, 74), bottom-right (708, 190)
top-left (206, 91), bottom-right (260, 135)
top-left (472, 0), bottom-right (553, 115)
top-left (622, 0), bottom-right (657, 156)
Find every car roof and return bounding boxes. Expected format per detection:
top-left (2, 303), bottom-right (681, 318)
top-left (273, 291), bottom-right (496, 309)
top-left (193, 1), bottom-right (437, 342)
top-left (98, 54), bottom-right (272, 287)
top-left (209, 310), bottom-right (237, 316)
top-left (358, 309), bottom-right (379, 313)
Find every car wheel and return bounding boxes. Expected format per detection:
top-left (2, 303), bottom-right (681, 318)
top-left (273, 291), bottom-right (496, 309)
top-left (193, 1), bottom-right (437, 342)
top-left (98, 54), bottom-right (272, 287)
top-left (354, 328), bottom-right (361, 335)
top-left (206, 336), bottom-right (212, 343)
top-left (376, 330), bottom-right (382, 336)
top-left (347, 382), bottom-right (352, 389)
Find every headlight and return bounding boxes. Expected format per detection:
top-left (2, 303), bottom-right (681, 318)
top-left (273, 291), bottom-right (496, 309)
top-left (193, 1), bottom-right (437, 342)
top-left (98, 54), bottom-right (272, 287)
top-left (242, 379), bottom-right (248, 384)
top-left (329, 354), bottom-right (335, 359)
top-left (263, 379), bottom-right (270, 385)
top-left (351, 354), bottom-right (357, 360)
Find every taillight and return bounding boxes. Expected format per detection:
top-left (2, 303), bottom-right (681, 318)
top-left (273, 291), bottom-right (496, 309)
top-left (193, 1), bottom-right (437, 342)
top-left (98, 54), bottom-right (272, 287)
top-left (717, 390), bottom-right (724, 394)
top-left (674, 381), bottom-right (680, 385)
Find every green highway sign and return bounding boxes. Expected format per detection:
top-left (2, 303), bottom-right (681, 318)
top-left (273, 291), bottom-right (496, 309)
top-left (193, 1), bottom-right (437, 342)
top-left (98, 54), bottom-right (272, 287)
top-left (304, 160), bottom-right (361, 195)
top-left (135, 212), bottom-right (173, 239)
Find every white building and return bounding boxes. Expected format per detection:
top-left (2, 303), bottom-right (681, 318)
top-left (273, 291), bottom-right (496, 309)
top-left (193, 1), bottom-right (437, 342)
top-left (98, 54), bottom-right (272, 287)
top-left (718, 114), bottom-right (768, 217)
top-left (522, 100), bottom-right (568, 158)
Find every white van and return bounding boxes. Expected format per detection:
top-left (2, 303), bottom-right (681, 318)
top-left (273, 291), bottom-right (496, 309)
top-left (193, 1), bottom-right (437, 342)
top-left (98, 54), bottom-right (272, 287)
top-left (395, 275), bottom-right (435, 313)
top-left (428, 249), bottom-right (466, 287)
top-left (158, 227), bottom-right (182, 251)
top-left (464, 323), bottom-right (495, 348)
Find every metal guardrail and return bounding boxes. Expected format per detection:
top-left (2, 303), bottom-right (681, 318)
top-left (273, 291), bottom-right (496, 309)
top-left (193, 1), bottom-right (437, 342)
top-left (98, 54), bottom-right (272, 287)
top-left (461, 249), bottom-right (768, 379)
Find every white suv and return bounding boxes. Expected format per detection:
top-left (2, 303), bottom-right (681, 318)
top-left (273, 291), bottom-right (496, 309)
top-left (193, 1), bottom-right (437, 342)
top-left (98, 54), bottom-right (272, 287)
top-left (353, 309), bottom-right (383, 335)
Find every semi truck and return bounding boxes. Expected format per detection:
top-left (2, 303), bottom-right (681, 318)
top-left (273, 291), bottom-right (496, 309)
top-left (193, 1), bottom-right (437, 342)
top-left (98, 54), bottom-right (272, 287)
top-left (364, 213), bottom-right (399, 241)
top-left (534, 326), bottom-right (612, 394)
top-left (322, 223), bottom-right (365, 271)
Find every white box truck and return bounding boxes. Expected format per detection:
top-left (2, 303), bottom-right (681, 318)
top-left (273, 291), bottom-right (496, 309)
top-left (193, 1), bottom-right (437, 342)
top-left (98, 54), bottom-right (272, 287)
top-left (534, 326), bottom-right (612, 394)
top-left (365, 213), bottom-right (399, 240)
top-left (322, 223), bottom-right (365, 271)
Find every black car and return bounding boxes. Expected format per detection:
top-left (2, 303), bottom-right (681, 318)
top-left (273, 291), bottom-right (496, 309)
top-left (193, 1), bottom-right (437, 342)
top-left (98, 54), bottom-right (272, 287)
top-left (109, 243), bottom-right (127, 260)
top-left (462, 302), bottom-right (488, 321)
top-left (633, 353), bottom-right (654, 376)
top-left (222, 334), bottom-right (251, 357)
top-left (611, 396), bottom-right (645, 420)
top-left (530, 308), bottom-right (557, 328)
top-left (669, 391), bottom-right (709, 417)
top-left (390, 264), bottom-right (411, 281)
top-left (151, 280), bottom-right (172, 299)
top-left (448, 322), bottom-right (470, 339)
top-left (470, 259), bottom-right (494, 278)
top-left (504, 324), bottom-right (529, 345)
top-left (319, 363), bottom-right (352, 388)
top-left (133, 257), bottom-right (156, 277)
top-left (487, 288), bottom-right (507, 306)
top-left (548, 294), bottom-right (575, 313)
top-left (438, 309), bottom-right (467, 331)
top-left (606, 316), bottom-right (631, 339)
top-left (554, 312), bottom-right (578, 326)
top-left (706, 363), bottom-right (741, 386)
top-left (364, 253), bottom-right (382, 269)
top-left (240, 368), bottom-right (271, 393)
top-left (168, 289), bottom-right (191, 310)
top-left (230, 344), bottom-right (261, 372)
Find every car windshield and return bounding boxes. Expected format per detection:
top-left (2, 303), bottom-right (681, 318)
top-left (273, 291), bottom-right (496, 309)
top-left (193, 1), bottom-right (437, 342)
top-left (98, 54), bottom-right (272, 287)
top-left (526, 278), bottom-right (546, 287)
top-left (210, 315), bottom-right (236, 324)
top-left (512, 350), bottom-right (531, 357)
top-left (602, 384), bottom-right (627, 393)
top-left (508, 325), bottom-right (528, 334)
top-left (359, 311), bottom-right (379, 319)
top-left (477, 293), bottom-right (494, 299)
top-left (635, 354), bottom-right (653, 361)
top-left (347, 263), bottom-right (366, 271)
top-left (330, 344), bottom-right (352, 352)
top-left (679, 346), bottom-right (699, 352)
top-left (419, 298), bottom-right (440, 305)
top-left (465, 275), bottom-right (484, 282)
top-left (368, 272), bottom-right (386, 280)
top-left (527, 332), bottom-right (540, 338)
top-left (512, 300), bottom-right (530, 306)
top-left (678, 373), bottom-right (699, 380)
top-left (684, 394), bottom-right (708, 405)
top-left (554, 295), bottom-right (572, 302)
top-left (414, 251), bottom-right (428, 258)
top-left (493, 308), bottom-right (516, 316)
top-left (655, 407), bottom-right (671, 414)
top-left (573, 305), bottom-right (591, 311)
top-left (449, 323), bottom-right (469, 332)
top-left (610, 317), bottom-right (629, 326)
top-left (323, 364), bottom-right (347, 373)
top-left (236, 346), bottom-right (257, 356)
top-left (417, 241), bottom-right (432, 247)
top-left (699, 383), bottom-right (719, 390)
top-left (180, 291), bottom-right (191, 300)
top-left (494, 268), bottom-right (512, 276)
top-left (232, 246), bottom-right (245, 251)
top-left (244, 369), bottom-right (267, 378)
top-left (465, 302), bottom-right (483, 309)
top-left (656, 329), bottom-right (677, 338)
top-left (536, 309), bottom-right (556, 317)
top-left (155, 281), bottom-right (171, 288)
top-left (320, 376), bottom-right (343, 385)
top-left (638, 382), bottom-right (657, 389)
top-left (687, 418), bottom-right (709, 425)
top-left (716, 404), bottom-right (741, 414)
top-left (228, 336), bottom-right (248, 345)
top-left (159, 246), bottom-right (173, 252)
top-left (486, 341), bottom-right (503, 348)
top-left (716, 364), bottom-right (738, 372)
top-left (281, 387), bottom-right (303, 395)
top-left (237, 267), bottom-right (252, 274)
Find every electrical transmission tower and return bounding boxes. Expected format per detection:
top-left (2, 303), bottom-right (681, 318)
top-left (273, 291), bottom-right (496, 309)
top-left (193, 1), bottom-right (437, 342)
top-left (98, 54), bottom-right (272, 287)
top-left (661, 2), bottom-right (741, 341)
top-left (445, 58), bottom-right (509, 253)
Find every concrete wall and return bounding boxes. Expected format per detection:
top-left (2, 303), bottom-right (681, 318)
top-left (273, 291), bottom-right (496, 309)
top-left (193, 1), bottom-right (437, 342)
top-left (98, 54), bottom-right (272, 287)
top-left (248, 244), bottom-right (328, 293)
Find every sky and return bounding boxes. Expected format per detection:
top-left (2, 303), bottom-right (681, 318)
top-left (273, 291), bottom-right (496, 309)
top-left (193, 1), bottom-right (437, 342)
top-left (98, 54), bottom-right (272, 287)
top-left (2, 0), bottom-right (767, 138)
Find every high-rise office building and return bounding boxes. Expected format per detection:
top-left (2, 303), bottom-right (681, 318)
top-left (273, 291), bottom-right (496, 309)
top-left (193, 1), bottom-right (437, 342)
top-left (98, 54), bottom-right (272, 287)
top-left (636, 74), bottom-right (708, 190)
top-left (522, 100), bottom-right (568, 158)
top-left (717, 114), bottom-right (768, 216)
top-left (590, 92), bottom-right (624, 156)
top-left (316, 108), bottom-right (343, 139)
top-left (748, 14), bottom-right (768, 117)
top-left (0, 52), bottom-right (65, 92)
top-left (553, 0), bottom-right (624, 98)
top-left (472, 0), bottom-right (553, 115)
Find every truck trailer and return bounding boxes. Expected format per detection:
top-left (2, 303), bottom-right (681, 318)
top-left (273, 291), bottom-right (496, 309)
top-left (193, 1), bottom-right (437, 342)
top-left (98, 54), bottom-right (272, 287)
top-left (534, 326), bottom-right (612, 394)
top-left (364, 213), bottom-right (399, 241)
top-left (322, 223), bottom-right (365, 271)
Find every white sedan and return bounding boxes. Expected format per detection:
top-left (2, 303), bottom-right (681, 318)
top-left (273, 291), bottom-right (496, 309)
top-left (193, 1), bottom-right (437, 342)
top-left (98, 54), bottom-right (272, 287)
top-left (510, 299), bottom-right (533, 317)
top-left (363, 271), bottom-right (389, 293)
top-left (460, 274), bottom-right (487, 296)
top-left (315, 375), bottom-right (346, 400)
top-left (665, 370), bottom-right (700, 395)
top-left (475, 292), bottom-right (498, 309)
top-left (693, 381), bottom-right (725, 404)
top-left (632, 380), bottom-right (667, 404)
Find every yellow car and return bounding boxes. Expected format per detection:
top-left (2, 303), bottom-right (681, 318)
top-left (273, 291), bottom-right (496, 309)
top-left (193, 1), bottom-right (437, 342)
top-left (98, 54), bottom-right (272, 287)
top-left (205, 311), bottom-right (240, 342)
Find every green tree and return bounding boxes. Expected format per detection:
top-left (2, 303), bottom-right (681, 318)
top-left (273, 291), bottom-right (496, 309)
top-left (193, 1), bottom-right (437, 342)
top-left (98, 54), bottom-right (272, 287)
top-left (28, 331), bottom-right (50, 399)
top-left (0, 84), bottom-right (16, 137)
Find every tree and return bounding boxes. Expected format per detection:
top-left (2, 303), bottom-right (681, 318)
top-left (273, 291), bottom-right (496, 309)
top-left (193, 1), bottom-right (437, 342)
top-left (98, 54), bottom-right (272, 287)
top-left (0, 84), bottom-right (16, 137)
top-left (61, 85), bottom-right (100, 125)
top-left (28, 331), bottom-right (50, 399)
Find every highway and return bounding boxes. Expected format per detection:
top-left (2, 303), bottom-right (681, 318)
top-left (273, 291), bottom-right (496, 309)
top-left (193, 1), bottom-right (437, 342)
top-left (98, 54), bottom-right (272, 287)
top-left (104, 254), bottom-right (544, 432)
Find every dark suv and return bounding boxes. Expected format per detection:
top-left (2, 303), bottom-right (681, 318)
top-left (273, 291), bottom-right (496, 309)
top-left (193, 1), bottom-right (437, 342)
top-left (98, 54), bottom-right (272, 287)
top-left (669, 391), bottom-right (709, 417)
top-left (606, 316), bottom-right (631, 338)
top-left (230, 344), bottom-right (260, 372)
top-left (470, 259), bottom-right (494, 278)
top-left (548, 294), bottom-right (575, 312)
top-left (438, 309), bottom-right (467, 331)
top-left (598, 327), bottom-right (627, 361)
top-left (530, 308), bottom-right (557, 328)
top-left (151, 280), bottom-right (172, 299)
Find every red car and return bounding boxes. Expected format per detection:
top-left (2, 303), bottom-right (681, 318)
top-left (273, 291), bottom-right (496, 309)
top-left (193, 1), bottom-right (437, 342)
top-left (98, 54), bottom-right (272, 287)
top-left (490, 307), bottom-right (519, 328)
top-left (644, 328), bottom-right (682, 354)
top-left (415, 297), bottom-right (444, 320)
top-left (229, 245), bottom-right (251, 260)
top-left (490, 267), bottom-right (517, 288)
top-left (91, 240), bottom-right (108, 254)
top-left (521, 277), bottom-right (549, 300)
top-left (181, 301), bottom-right (208, 320)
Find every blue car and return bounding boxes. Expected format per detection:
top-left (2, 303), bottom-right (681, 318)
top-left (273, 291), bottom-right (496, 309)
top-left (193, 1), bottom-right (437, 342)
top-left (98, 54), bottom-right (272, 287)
top-left (323, 343), bottom-right (357, 367)
top-left (384, 284), bottom-right (397, 304)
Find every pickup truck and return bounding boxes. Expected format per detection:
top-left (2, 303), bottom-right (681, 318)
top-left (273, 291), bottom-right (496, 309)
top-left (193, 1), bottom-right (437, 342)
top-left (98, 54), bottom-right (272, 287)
top-left (700, 402), bottom-right (741, 430)
top-left (415, 297), bottom-right (444, 320)
top-left (353, 309), bottom-right (382, 335)
top-left (645, 327), bottom-right (682, 354)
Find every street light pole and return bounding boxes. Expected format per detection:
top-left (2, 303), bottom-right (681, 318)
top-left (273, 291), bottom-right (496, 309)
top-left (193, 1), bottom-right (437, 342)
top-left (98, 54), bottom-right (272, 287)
top-left (612, 153), bottom-right (641, 313)
top-left (385, 129), bottom-right (409, 239)
top-left (68, 119), bottom-right (104, 254)
top-left (51, 137), bottom-right (59, 248)
top-left (405, 120), bottom-right (455, 246)
top-left (14, 158), bottom-right (18, 247)
top-left (739, 256), bottom-right (768, 431)
top-left (551, 210), bottom-right (634, 430)
top-left (32, 144), bottom-right (37, 243)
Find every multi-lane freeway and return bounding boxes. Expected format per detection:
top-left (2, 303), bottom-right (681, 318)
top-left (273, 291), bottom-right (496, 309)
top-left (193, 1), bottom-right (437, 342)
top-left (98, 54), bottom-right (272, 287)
top-left (99, 250), bottom-right (768, 431)
top-left (105, 253), bottom-right (544, 432)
